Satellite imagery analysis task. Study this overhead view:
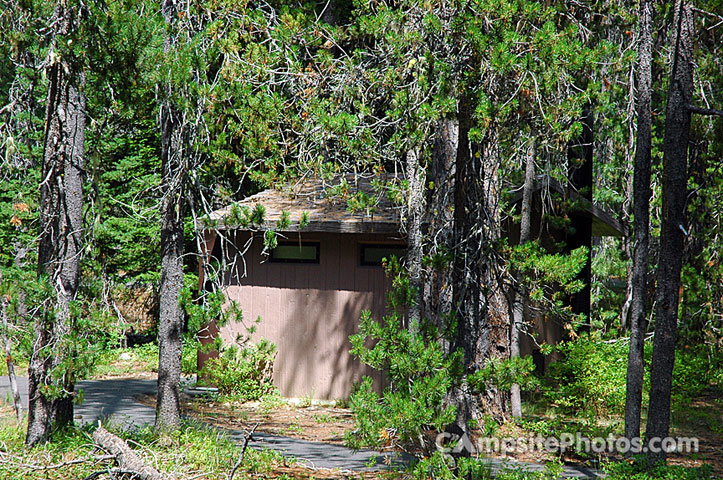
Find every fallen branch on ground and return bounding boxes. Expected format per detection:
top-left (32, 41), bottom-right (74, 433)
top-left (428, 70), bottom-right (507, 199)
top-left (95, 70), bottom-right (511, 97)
top-left (92, 426), bottom-right (168, 480)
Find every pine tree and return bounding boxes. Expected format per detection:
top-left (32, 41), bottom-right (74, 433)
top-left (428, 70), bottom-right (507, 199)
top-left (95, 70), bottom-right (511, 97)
top-left (27, 0), bottom-right (86, 445)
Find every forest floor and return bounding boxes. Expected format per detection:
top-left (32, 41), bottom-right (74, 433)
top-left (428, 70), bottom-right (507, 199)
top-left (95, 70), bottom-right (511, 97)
top-left (517, 393), bottom-right (723, 476)
top-left (1, 364), bottom-right (720, 478)
top-left (3, 349), bottom-right (717, 478)
top-left (134, 383), bottom-right (723, 477)
top-left (668, 393), bottom-right (723, 475)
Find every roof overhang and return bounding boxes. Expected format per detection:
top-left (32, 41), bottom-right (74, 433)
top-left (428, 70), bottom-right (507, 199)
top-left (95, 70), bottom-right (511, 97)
top-left (508, 175), bottom-right (627, 237)
top-left (205, 174), bottom-right (627, 238)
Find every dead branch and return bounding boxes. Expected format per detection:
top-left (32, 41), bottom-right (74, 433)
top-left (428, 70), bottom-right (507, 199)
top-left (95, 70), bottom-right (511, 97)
top-left (92, 426), bottom-right (168, 480)
top-left (228, 423), bottom-right (258, 480)
top-left (688, 104), bottom-right (723, 117)
top-left (1, 300), bottom-right (22, 423)
top-left (82, 468), bottom-right (141, 480)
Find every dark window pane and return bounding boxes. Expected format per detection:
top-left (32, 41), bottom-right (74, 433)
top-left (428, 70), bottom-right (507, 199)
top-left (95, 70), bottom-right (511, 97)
top-left (360, 244), bottom-right (406, 266)
top-left (270, 242), bottom-right (319, 263)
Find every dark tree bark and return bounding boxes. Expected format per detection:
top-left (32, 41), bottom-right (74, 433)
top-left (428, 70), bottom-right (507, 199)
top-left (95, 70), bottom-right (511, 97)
top-left (624, 0), bottom-right (654, 449)
top-left (565, 110), bottom-right (594, 329)
top-left (155, 0), bottom-right (186, 431)
top-left (449, 96), bottom-right (509, 435)
top-left (510, 140), bottom-right (535, 419)
top-left (450, 98), bottom-right (485, 436)
top-left (645, 1), bottom-right (693, 465)
top-left (26, 317), bottom-right (52, 445)
top-left (27, 1), bottom-right (86, 445)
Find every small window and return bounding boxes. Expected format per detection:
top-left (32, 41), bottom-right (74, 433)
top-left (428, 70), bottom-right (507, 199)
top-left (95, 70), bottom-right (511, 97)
top-left (270, 242), bottom-right (320, 263)
top-left (360, 244), bottom-right (407, 266)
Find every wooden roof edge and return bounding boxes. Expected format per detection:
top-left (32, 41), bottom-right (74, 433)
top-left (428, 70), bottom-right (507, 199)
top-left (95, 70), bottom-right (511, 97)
top-left (508, 175), bottom-right (628, 237)
top-left (589, 204), bottom-right (627, 237)
top-left (202, 218), bottom-right (401, 235)
top-left (204, 175), bottom-right (628, 237)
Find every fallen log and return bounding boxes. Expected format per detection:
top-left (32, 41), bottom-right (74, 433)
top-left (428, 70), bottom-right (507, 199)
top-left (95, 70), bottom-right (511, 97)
top-left (92, 426), bottom-right (166, 480)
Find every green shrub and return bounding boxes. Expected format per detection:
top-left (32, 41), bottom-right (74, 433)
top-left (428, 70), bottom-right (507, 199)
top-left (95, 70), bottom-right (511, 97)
top-left (181, 339), bottom-right (199, 375)
top-left (470, 355), bottom-right (539, 395)
top-left (542, 332), bottom-right (649, 416)
top-left (200, 338), bottom-right (277, 401)
top-left (672, 346), bottom-right (723, 406)
top-left (411, 451), bottom-right (493, 480)
top-left (410, 458), bottom-right (719, 480)
top-left (603, 461), bottom-right (716, 480)
top-left (541, 334), bottom-right (722, 417)
top-left (346, 310), bottom-right (458, 455)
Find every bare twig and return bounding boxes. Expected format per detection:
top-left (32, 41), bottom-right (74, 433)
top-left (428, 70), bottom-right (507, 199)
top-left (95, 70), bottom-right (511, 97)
top-left (228, 423), bottom-right (259, 480)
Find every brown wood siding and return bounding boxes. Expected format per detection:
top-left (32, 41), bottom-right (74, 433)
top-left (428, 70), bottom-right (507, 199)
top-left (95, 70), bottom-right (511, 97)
top-left (217, 231), bottom-right (403, 399)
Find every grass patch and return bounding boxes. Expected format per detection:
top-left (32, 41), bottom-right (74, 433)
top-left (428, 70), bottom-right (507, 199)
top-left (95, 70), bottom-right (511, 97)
top-left (0, 407), bottom-right (293, 480)
top-left (90, 343), bottom-right (159, 378)
top-left (314, 414), bottom-right (333, 424)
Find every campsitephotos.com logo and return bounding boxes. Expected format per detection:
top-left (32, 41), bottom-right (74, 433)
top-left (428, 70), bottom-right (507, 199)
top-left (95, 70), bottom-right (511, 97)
top-left (435, 432), bottom-right (699, 455)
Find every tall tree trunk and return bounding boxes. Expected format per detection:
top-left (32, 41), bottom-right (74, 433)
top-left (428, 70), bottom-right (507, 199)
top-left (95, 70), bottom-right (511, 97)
top-left (510, 140), bottom-right (535, 419)
top-left (406, 147), bottom-right (425, 331)
top-left (449, 96), bottom-right (508, 435)
top-left (27, 1), bottom-right (86, 445)
top-left (155, 0), bottom-right (186, 431)
top-left (645, 1), bottom-right (693, 465)
top-left (51, 69), bottom-right (85, 429)
top-left (624, 0), bottom-right (653, 449)
top-left (481, 127), bottom-right (510, 418)
top-left (424, 118), bottom-right (457, 348)
top-left (26, 316), bottom-right (52, 445)
top-left (450, 98), bottom-right (484, 437)
top-left (566, 110), bottom-right (594, 329)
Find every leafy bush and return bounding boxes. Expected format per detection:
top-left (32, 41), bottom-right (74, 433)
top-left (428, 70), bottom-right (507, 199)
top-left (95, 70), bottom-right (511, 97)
top-left (409, 455), bottom-right (718, 480)
top-left (200, 338), bottom-right (277, 401)
top-left (411, 451), bottom-right (492, 480)
top-left (181, 339), bottom-right (199, 375)
top-left (541, 332), bottom-right (649, 416)
top-left (603, 461), bottom-right (716, 480)
top-left (542, 334), bottom-right (723, 417)
top-left (672, 346), bottom-right (723, 405)
top-left (469, 355), bottom-right (539, 394)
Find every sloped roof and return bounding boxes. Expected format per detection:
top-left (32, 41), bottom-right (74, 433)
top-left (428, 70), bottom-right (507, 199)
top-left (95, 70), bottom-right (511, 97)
top-left (205, 174), bottom-right (402, 234)
top-left (206, 174), bottom-right (626, 237)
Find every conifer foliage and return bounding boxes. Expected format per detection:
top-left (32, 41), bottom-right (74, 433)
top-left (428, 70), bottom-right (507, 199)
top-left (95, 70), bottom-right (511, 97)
top-left (0, 2), bottom-right (721, 469)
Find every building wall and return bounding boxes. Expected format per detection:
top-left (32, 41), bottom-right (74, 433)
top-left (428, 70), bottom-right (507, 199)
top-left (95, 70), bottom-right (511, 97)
top-left (214, 231), bottom-right (403, 400)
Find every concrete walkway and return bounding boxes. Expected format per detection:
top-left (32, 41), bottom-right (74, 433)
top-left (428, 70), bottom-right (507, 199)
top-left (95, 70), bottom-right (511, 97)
top-left (0, 377), bottom-right (603, 477)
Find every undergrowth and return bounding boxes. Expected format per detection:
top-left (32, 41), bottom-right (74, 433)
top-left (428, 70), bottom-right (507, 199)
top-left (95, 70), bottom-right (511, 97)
top-left (0, 410), bottom-right (288, 480)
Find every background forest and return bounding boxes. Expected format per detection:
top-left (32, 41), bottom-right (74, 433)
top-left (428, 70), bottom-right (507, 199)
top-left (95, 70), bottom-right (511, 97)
top-left (0, 0), bottom-right (722, 478)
